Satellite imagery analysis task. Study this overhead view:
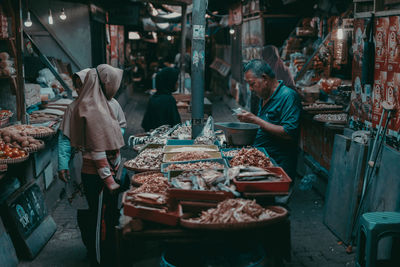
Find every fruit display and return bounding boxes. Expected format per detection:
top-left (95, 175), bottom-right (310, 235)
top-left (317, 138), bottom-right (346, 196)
top-left (2, 125), bottom-right (54, 137)
top-left (0, 141), bottom-right (28, 160)
top-left (0, 127), bottom-right (43, 150)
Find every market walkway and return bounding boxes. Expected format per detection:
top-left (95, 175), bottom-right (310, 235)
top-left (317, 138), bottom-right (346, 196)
top-left (19, 91), bottom-right (355, 267)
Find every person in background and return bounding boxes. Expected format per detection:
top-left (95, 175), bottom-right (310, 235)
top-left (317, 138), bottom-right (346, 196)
top-left (237, 59), bottom-right (302, 180)
top-left (141, 67), bottom-right (181, 132)
top-left (66, 64), bottom-right (126, 265)
top-left (262, 45), bottom-right (296, 90)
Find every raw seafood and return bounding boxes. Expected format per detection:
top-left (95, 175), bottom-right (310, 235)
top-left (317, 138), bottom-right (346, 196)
top-left (189, 199), bottom-right (278, 223)
top-left (165, 161), bottom-right (224, 171)
top-left (169, 151), bottom-right (212, 162)
top-left (132, 172), bottom-right (165, 184)
top-left (131, 176), bottom-right (170, 195)
top-left (125, 148), bottom-right (163, 169)
top-left (170, 169), bottom-right (228, 191)
top-left (229, 148), bottom-right (273, 170)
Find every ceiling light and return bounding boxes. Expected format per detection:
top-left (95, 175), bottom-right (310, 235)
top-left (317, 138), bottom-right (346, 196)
top-left (48, 9), bottom-right (53, 25)
top-left (24, 11), bottom-right (32, 27)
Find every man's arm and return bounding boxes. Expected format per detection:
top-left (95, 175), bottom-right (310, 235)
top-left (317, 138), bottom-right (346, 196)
top-left (237, 111), bottom-right (292, 140)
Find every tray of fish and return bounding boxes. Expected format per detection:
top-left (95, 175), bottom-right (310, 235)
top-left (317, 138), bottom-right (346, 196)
top-left (167, 170), bottom-right (236, 203)
top-left (161, 158), bottom-right (228, 173)
top-left (123, 192), bottom-right (182, 226)
top-left (180, 199), bottom-right (288, 230)
top-left (229, 166), bottom-right (292, 192)
top-left (163, 151), bottom-right (222, 163)
top-left (228, 148), bottom-right (274, 169)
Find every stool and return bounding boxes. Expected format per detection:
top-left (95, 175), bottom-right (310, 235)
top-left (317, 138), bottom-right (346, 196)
top-left (356, 212), bottom-right (400, 267)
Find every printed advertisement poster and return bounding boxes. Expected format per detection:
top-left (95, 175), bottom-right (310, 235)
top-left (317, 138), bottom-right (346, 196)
top-left (374, 17), bottom-right (389, 69)
top-left (372, 70), bottom-right (387, 127)
top-left (386, 72), bottom-right (400, 131)
top-left (388, 16), bottom-right (400, 73)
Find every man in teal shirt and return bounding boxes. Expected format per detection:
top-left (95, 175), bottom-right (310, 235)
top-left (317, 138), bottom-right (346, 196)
top-left (237, 59), bottom-right (302, 179)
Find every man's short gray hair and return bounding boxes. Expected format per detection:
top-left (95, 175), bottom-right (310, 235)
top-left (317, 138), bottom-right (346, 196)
top-left (244, 59), bottom-right (276, 79)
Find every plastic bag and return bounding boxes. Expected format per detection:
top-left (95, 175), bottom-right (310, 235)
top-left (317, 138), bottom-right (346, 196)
top-left (194, 116), bottom-right (217, 145)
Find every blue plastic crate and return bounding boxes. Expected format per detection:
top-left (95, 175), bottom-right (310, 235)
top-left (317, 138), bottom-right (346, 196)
top-left (166, 139), bottom-right (221, 147)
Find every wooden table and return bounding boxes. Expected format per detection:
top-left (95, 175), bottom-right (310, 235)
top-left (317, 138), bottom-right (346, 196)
top-left (116, 216), bottom-right (291, 267)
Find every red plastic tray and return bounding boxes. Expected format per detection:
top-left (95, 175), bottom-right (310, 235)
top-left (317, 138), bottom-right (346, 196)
top-left (168, 188), bottom-right (234, 203)
top-left (122, 192), bottom-right (181, 226)
top-left (233, 167), bottom-right (292, 192)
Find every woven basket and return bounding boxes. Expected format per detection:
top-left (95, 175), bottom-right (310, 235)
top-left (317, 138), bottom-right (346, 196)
top-left (23, 140), bottom-right (45, 153)
top-left (0, 152), bottom-right (30, 164)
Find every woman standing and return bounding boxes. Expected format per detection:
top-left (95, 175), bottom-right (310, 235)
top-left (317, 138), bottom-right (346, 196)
top-left (69, 64), bottom-right (125, 266)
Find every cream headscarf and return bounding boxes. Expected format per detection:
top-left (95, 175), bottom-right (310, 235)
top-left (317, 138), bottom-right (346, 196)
top-left (69, 64), bottom-right (125, 151)
top-left (60, 68), bottom-right (91, 139)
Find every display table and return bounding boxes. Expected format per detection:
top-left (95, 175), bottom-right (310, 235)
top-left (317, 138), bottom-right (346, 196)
top-left (116, 217), bottom-right (291, 266)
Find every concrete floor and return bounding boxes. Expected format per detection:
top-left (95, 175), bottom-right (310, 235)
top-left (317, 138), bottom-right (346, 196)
top-left (18, 90), bottom-right (356, 266)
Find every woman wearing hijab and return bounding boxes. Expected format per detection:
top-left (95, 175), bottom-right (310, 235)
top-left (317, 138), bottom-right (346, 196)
top-left (141, 67), bottom-right (181, 131)
top-left (68, 64), bottom-right (125, 265)
top-left (262, 45), bottom-right (296, 90)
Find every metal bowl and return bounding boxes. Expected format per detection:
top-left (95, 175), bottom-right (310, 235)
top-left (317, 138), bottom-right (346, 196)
top-left (214, 122), bottom-right (260, 146)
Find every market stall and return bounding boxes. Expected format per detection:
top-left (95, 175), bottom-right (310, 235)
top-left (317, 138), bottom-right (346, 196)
top-left (119, 121), bottom-right (293, 265)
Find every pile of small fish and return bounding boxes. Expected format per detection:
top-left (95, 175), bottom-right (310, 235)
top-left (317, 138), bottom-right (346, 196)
top-left (314, 113), bottom-right (347, 122)
top-left (169, 151), bottom-right (212, 162)
top-left (229, 148), bottom-right (273, 170)
top-left (189, 199), bottom-right (278, 223)
top-left (165, 161), bottom-right (224, 172)
top-left (132, 172), bottom-right (165, 185)
top-left (303, 103), bottom-right (342, 110)
top-left (126, 176), bottom-right (170, 208)
top-left (125, 148), bottom-right (164, 170)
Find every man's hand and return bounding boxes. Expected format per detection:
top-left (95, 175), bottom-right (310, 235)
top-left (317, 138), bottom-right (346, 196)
top-left (236, 110), bottom-right (258, 124)
top-left (58, 169), bottom-right (70, 183)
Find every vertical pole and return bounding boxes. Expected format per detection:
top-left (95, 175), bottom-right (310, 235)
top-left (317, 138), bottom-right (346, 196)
top-left (15, 0), bottom-right (26, 123)
top-left (191, 0), bottom-right (206, 138)
top-left (179, 3), bottom-right (187, 94)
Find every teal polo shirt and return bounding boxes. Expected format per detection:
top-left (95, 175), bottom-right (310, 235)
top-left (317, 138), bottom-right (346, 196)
top-left (253, 81), bottom-right (302, 178)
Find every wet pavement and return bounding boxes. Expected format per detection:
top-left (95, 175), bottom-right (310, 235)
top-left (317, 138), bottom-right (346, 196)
top-left (18, 89), bottom-right (355, 267)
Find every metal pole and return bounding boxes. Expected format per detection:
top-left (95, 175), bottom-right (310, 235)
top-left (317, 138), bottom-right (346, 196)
top-left (191, 0), bottom-right (206, 138)
top-left (179, 3), bottom-right (187, 94)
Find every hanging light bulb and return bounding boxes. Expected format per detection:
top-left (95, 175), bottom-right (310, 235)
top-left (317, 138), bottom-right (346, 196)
top-left (48, 9), bottom-right (53, 25)
top-left (59, 8), bottom-right (66, 20)
top-left (24, 11), bottom-right (32, 27)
